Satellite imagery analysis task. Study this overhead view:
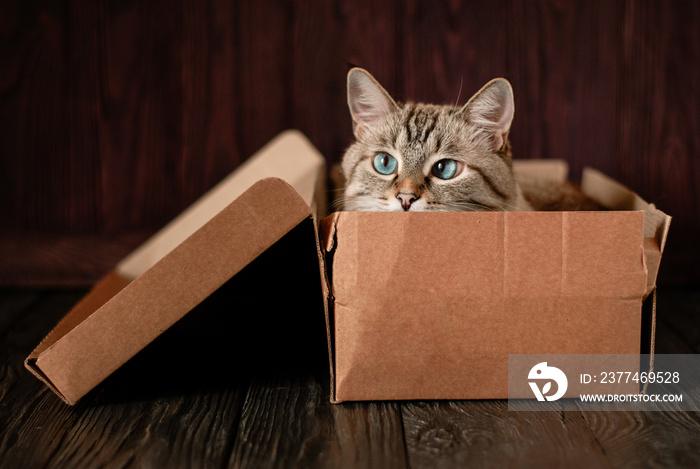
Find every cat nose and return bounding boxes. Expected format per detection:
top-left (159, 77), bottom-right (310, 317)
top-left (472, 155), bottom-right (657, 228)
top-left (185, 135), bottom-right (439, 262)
top-left (397, 191), bottom-right (419, 211)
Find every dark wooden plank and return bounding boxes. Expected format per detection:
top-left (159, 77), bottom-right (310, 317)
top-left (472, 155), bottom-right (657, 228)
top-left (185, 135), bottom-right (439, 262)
top-left (337, 0), bottom-right (398, 90)
top-left (0, 290), bottom-right (43, 414)
top-left (290, 0), bottom-right (399, 170)
top-left (0, 231), bottom-right (152, 287)
top-left (0, 292), bottom-right (41, 336)
top-left (290, 0), bottom-right (348, 172)
top-left (330, 401), bottom-right (407, 469)
top-left (617, 0), bottom-right (700, 218)
top-left (616, 1), bottom-right (700, 285)
top-left (177, 0), bottom-right (240, 208)
top-left (65, 0), bottom-right (107, 231)
top-left (229, 371), bottom-right (407, 469)
top-left (402, 400), bottom-right (609, 468)
top-left (234, 0), bottom-right (291, 159)
top-left (573, 287), bottom-right (700, 468)
top-left (67, 0), bottom-right (242, 231)
top-left (3, 386), bottom-right (246, 469)
top-left (577, 410), bottom-right (700, 468)
top-left (0, 0), bottom-right (244, 233)
top-left (0, 1), bottom-right (70, 231)
top-left (401, 0), bottom-right (510, 106)
top-left (508, 1), bottom-right (622, 179)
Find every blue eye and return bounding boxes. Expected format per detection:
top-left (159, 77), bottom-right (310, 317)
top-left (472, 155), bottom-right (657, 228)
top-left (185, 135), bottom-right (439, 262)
top-left (432, 159), bottom-right (461, 180)
top-left (373, 152), bottom-right (397, 175)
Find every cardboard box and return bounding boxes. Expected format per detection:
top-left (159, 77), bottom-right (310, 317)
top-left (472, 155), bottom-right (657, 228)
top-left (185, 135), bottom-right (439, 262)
top-left (26, 131), bottom-right (670, 405)
top-left (324, 210), bottom-right (652, 400)
top-left (321, 162), bottom-right (670, 402)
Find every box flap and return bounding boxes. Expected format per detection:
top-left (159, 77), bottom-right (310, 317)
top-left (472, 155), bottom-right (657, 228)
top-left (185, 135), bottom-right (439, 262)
top-left (581, 168), bottom-right (671, 251)
top-left (28, 272), bottom-right (132, 360)
top-left (27, 177), bottom-right (314, 404)
top-left (25, 129), bottom-right (328, 405)
top-left (117, 130), bottom-right (325, 279)
top-left (513, 159), bottom-right (569, 183)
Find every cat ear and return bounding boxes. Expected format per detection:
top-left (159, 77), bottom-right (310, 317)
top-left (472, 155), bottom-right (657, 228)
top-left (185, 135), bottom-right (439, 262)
top-left (347, 68), bottom-right (398, 139)
top-left (462, 78), bottom-right (514, 151)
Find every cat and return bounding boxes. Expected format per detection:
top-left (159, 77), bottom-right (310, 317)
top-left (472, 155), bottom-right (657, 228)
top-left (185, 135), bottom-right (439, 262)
top-left (339, 67), bottom-right (598, 212)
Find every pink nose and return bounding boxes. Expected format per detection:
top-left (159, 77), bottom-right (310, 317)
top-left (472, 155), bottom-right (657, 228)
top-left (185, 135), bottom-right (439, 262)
top-left (397, 192), bottom-right (418, 211)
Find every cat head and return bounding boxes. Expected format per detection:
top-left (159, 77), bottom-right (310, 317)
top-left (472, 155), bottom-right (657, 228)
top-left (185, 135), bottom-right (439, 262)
top-left (341, 67), bottom-right (527, 212)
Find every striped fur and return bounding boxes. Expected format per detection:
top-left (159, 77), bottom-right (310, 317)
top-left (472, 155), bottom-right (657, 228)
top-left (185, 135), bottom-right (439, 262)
top-left (340, 68), bottom-right (531, 212)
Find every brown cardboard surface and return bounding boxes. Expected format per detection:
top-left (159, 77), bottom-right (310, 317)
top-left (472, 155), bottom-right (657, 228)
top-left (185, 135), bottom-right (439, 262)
top-left (513, 159), bottom-right (569, 183)
top-left (324, 211), bottom-right (651, 401)
top-left (25, 271), bottom-right (133, 399)
top-left (581, 167), bottom-right (671, 249)
top-left (25, 130), bottom-right (326, 405)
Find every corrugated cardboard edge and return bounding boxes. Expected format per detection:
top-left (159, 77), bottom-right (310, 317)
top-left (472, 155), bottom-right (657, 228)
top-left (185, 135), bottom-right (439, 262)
top-left (25, 271), bottom-right (132, 404)
top-left (319, 212), bottom-right (341, 403)
top-left (581, 167), bottom-right (671, 393)
top-left (25, 178), bottom-right (314, 405)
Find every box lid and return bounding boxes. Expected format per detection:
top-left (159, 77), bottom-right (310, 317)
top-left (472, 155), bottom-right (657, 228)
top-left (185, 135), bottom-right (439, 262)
top-left (25, 131), bottom-right (326, 405)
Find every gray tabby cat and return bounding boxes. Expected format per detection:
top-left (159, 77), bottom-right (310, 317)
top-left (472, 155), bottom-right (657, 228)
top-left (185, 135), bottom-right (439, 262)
top-left (340, 67), bottom-right (596, 212)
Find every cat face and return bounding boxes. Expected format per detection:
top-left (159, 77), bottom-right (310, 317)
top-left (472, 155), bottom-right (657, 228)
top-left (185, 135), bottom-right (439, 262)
top-left (341, 68), bottom-right (531, 212)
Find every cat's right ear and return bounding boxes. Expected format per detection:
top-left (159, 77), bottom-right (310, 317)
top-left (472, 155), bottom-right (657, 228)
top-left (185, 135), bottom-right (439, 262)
top-left (347, 68), bottom-right (398, 139)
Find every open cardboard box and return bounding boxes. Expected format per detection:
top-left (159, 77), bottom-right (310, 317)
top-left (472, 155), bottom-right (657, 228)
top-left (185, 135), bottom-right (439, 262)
top-left (25, 130), bottom-right (671, 405)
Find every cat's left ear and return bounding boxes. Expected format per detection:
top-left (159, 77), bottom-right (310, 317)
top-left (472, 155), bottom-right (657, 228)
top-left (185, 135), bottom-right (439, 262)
top-left (462, 78), bottom-right (514, 151)
top-left (347, 68), bottom-right (398, 139)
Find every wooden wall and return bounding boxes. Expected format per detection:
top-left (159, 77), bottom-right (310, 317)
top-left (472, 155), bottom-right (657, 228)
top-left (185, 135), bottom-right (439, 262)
top-left (1, 0), bottom-right (698, 285)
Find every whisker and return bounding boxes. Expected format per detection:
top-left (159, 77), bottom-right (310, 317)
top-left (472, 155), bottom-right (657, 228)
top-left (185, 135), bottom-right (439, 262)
top-left (491, 199), bottom-right (525, 211)
top-left (336, 194), bottom-right (393, 212)
top-left (329, 199), bottom-right (345, 211)
top-left (429, 201), bottom-right (500, 212)
top-left (454, 75), bottom-right (464, 110)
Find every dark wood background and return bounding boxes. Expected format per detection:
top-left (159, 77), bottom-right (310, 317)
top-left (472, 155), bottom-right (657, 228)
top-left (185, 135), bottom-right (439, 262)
top-left (1, 0), bottom-right (698, 286)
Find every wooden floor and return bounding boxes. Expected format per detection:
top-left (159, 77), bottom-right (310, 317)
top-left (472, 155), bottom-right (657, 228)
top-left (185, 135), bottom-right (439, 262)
top-left (1, 286), bottom-right (698, 468)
